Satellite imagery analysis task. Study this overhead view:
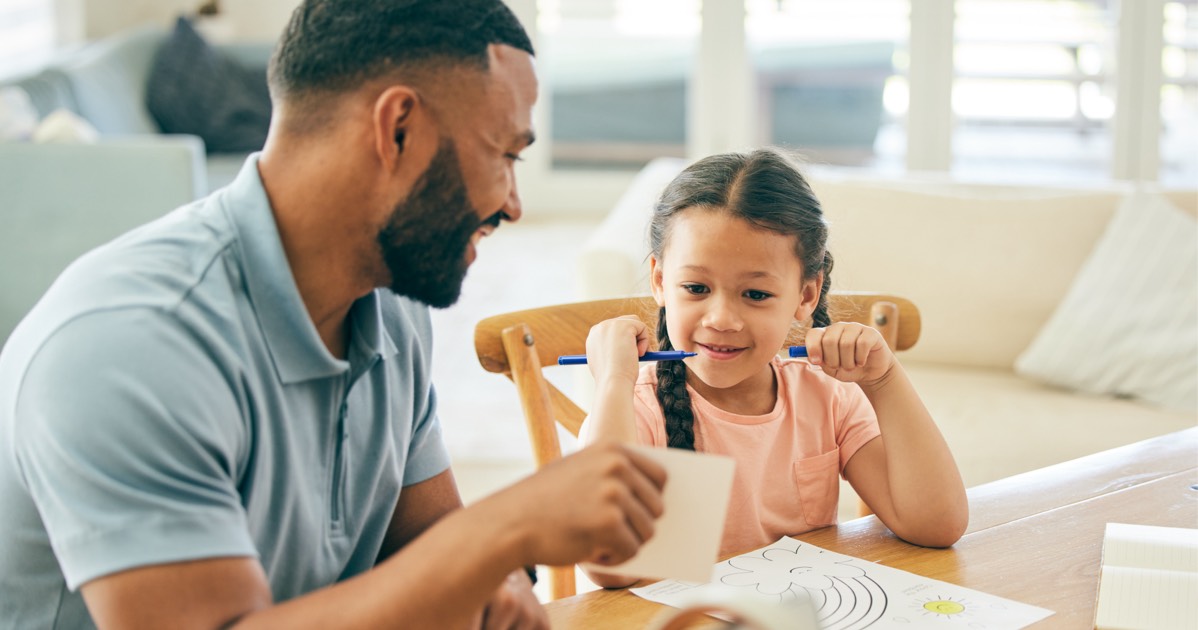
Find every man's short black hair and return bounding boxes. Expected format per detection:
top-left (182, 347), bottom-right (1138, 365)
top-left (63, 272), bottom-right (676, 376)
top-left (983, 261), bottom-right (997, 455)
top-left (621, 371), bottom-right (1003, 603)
top-left (268, 0), bottom-right (534, 99)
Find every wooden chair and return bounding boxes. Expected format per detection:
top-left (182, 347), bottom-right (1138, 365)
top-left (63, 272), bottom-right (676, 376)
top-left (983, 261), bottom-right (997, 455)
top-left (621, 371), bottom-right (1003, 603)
top-left (473, 291), bottom-right (919, 600)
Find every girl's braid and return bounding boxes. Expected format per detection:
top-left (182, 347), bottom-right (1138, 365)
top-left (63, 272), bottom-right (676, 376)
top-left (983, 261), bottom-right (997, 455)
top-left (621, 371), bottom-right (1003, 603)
top-left (654, 307), bottom-right (696, 450)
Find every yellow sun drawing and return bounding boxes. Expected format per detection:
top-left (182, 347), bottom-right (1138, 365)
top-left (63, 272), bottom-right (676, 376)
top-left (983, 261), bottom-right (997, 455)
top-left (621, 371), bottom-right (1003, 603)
top-left (923, 600), bottom-right (966, 615)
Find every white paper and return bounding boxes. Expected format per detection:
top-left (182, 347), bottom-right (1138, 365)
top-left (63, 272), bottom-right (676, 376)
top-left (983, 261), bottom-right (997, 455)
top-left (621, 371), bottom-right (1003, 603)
top-left (633, 537), bottom-right (1054, 630)
top-left (581, 445), bottom-right (735, 583)
top-left (1095, 523), bottom-right (1198, 630)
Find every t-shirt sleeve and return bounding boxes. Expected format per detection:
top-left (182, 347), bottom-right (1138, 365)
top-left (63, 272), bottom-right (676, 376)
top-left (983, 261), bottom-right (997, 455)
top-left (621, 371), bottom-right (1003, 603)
top-left (631, 384), bottom-right (667, 447)
top-left (832, 382), bottom-right (881, 472)
top-left (12, 309), bottom-right (256, 591)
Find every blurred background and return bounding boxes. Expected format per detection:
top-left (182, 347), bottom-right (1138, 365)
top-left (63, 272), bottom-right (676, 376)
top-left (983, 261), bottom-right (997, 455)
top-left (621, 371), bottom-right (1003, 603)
top-left (1, 0), bottom-right (1195, 485)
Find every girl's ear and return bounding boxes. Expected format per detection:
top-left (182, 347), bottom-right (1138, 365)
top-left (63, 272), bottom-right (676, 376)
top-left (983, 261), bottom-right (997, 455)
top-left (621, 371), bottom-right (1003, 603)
top-left (649, 255), bottom-right (666, 307)
top-left (793, 271), bottom-right (823, 322)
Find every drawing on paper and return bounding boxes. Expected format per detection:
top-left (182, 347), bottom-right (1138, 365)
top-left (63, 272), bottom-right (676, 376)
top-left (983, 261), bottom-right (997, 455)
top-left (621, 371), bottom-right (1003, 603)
top-left (720, 543), bottom-right (887, 629)
top-left (631, 537), bottom-right (1054, 630)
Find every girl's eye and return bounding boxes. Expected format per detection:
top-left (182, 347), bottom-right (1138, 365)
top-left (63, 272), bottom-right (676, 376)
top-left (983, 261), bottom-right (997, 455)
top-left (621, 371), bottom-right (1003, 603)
top-left (681, 283), bottom-right (709, 295)
top-left (745, 290), bottom-right (772, 301)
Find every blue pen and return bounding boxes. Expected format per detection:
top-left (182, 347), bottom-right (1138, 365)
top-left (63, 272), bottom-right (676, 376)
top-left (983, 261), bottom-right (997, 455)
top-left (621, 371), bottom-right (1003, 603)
top-left (557, 350), bottom-right (697, 366)
top-left (789, 346), bottom-right (808, 358)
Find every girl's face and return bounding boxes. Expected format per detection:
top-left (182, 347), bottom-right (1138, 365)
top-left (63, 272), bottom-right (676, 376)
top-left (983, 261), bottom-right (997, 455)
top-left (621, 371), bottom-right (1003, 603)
top-left (651, 208), bottom-right (821, 411)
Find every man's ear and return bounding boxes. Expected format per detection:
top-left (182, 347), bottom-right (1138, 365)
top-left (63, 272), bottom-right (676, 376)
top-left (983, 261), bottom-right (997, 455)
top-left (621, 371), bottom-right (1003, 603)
top-left (794, 272), bottom-right (823, 323)
top-left (649, 256), bottom-right (665, 307)
top-left (372, 85), bottom-right (424, 171)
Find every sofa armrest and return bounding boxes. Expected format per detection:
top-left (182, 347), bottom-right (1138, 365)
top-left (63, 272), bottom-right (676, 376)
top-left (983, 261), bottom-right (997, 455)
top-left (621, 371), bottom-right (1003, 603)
top-left (576, 156), bottom-right (685, 299)
top-left (0, 135), bottom-right (206, 343)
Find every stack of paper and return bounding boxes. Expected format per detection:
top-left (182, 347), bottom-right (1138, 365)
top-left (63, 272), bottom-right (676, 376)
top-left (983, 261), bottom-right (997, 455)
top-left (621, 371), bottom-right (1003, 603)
top-left (1095, 523), bottom-right (1198, 630)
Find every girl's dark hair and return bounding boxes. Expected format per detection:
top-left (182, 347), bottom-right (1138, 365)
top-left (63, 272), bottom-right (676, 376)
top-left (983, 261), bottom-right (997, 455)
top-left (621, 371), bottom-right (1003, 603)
top-left (269, 0), bottom-right (534, 99)
top-left (651, 148), bottom-right (832, 450)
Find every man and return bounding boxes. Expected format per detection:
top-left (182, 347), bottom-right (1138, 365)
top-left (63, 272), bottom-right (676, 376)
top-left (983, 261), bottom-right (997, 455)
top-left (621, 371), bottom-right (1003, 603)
top-left (0, 1), bottom-right (666, 628)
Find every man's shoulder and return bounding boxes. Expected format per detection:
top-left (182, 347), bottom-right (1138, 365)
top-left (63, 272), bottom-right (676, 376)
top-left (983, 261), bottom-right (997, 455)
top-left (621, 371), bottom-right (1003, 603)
top-left (1, 197), bottom-right (249, 400)
top-left (25, 199), bottom-right (239, 338)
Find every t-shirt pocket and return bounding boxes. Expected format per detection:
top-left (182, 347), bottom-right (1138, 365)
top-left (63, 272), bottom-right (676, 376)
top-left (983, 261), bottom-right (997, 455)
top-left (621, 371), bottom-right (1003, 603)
top-left (793, 450), bottom-right (840, 527)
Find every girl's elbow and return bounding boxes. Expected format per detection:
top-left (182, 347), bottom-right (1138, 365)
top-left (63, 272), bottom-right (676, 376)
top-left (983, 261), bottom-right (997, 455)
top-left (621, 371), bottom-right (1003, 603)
top-left (895, 508), bottom-right (969, 548)
top-left (584, 568), bottom-right (638, 590)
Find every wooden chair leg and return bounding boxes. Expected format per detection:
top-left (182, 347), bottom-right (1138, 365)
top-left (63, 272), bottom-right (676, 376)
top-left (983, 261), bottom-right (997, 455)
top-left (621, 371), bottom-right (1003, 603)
top-left (499, 324), bottom-right (576, 599)
top-left (548, 565), bottom-right (577, 601)
top-left (500, 324), bottom-right (563, 469)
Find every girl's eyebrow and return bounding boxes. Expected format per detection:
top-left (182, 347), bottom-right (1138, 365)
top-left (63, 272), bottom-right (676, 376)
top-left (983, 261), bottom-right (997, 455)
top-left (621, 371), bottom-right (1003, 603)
top-left (680, 265), bottom-right (780, 281)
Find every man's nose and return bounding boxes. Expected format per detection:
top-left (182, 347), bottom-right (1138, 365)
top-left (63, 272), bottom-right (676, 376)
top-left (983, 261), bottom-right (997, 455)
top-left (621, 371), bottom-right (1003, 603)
top-left (502, 169), bottom-right (523, 222)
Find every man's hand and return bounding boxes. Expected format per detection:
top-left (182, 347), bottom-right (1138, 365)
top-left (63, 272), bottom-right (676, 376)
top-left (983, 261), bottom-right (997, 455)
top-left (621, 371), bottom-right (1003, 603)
top-left (474, 569), bottom-right (547, 630)
top-left (485, 442), bottom-right (667, 569)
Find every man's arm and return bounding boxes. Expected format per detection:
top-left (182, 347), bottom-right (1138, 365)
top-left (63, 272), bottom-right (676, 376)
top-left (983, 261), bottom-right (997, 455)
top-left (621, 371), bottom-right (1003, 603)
top-left (377, 469), bottom-right (546, 629)
top-left (377, 468), bottom-right (464, 563)
top-left (80, 443), bottom-right (666, 630)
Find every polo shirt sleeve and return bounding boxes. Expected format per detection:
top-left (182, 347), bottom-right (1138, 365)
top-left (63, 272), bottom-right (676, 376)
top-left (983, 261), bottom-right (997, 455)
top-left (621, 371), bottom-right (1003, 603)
top-left (392, 297), bottom-right (450, 486)
top-left (12, 308), bottom-right (256, 591)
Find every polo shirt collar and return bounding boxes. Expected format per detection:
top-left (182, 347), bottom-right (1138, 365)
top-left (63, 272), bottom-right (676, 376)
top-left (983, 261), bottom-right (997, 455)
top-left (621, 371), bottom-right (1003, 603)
top-left (220, 155), bottom-right (398, 384)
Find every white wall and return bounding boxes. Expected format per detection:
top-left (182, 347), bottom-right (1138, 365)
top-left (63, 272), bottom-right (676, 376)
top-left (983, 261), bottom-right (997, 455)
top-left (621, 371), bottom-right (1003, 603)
top-left (80, 0), bottom-right (298, 42)
top-left (81, 0), bottom-right (190, 40)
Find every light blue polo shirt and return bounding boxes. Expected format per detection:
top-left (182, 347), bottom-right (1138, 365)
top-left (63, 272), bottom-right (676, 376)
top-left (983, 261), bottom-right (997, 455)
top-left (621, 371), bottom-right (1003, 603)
top-left (0, 156), bottom-right (451, 629)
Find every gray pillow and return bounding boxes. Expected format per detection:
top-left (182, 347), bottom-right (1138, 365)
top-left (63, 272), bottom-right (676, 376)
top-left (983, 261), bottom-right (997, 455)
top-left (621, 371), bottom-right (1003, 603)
top-left (146, 16), bottom-right (270, 154)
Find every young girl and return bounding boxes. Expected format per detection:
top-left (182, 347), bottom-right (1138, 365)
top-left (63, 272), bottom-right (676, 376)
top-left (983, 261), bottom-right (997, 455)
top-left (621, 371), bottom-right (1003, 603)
top-left (579, 148), bottom-right (968, 588)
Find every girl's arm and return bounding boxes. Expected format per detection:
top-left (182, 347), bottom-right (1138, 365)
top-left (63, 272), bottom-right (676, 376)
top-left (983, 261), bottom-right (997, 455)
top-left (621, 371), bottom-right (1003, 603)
top-left (581, 316), bottom-right (652, 444)
top-left (806, 323), bottom-right (969, 548)
top-left (577, 315), bottom-right (655, 588)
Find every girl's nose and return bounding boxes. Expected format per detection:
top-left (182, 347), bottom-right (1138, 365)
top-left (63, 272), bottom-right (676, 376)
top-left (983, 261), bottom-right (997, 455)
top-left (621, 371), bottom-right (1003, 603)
top-left (701, 296), bottom-right (743, 332)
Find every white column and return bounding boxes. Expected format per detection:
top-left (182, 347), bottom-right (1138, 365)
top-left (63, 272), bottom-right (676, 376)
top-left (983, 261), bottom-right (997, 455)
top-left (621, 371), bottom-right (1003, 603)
top-left (505, 0), bottom-right (555, 187)
top-left (687, 0), bottom-right (754, 159)
top-left (1112, 0), bottom-right (1164, 182)
top-left (906, 0), bottom-right (954, 172)
top-left (53, 0), bottom-right (87, 46)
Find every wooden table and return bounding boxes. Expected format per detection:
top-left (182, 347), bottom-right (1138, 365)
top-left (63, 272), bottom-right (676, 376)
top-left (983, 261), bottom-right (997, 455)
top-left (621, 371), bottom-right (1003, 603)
top-left (546, 427), bottom-right (1198, 629)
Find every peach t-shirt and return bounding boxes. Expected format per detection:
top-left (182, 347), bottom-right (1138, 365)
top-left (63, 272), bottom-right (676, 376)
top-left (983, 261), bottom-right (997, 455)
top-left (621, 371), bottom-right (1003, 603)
top-left (587, 356), bottom-right (880, 557)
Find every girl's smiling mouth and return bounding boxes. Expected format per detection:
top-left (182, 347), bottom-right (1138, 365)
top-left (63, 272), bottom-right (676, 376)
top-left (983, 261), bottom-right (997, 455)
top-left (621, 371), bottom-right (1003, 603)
top-left (696, 343), bottom-right (747, 360)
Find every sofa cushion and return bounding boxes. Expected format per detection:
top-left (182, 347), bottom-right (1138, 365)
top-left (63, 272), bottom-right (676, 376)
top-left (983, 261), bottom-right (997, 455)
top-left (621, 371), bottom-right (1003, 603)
top-left (5, 69), bottom-right (78, 120)
top-left (811, 178), bottom-right (1126, 369)
top-left (62, 26), bottom-right (164, 135)
top-left (1014, 190), bottom-right (1198, 412)
top-left (146, 16), bottom-right (270, 153)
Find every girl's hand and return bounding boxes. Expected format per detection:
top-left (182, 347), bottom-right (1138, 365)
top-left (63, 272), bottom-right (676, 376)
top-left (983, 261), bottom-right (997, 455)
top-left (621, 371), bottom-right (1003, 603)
top-left (805, 322), bottom-right (895, 386)
top-left (585, 316), bottom-right (651, 386)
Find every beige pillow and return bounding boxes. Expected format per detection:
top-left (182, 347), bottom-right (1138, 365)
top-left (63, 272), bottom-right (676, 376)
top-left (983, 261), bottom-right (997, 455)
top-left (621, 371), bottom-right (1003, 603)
top-left (1014, 190), bottom-right (1197, 412)
top-left (814, 178), bottom-right (1124, 368)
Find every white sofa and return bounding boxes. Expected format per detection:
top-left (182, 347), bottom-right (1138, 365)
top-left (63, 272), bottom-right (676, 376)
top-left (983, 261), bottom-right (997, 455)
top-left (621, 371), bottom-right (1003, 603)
top-left (576, 157), bottom-right (1197, 514)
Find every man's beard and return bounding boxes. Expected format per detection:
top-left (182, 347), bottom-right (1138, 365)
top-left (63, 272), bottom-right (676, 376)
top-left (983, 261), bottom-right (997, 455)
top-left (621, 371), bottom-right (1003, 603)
top-left (377, 140), bottom-right (497, 309)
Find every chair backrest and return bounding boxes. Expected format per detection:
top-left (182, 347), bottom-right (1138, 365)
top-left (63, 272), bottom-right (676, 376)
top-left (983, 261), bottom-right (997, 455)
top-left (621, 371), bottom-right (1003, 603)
top-left (472, 291), bottom-right (919, 599)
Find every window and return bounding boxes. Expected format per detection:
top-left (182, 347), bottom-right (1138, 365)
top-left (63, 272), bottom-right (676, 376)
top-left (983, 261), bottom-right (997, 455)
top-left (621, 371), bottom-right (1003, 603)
top-left (0, 0), bottom-right (57, 76)
top-left (951, 0), bottom-right (1116, 184)
top-left (526, 0), bottom-right (1189, 193)
top-left (537, 0), bottom-right (700, 170)
top-left (1161, 0), bottom-right (1198, 186)
top-left (746, 0), bottom-right (909, 171)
